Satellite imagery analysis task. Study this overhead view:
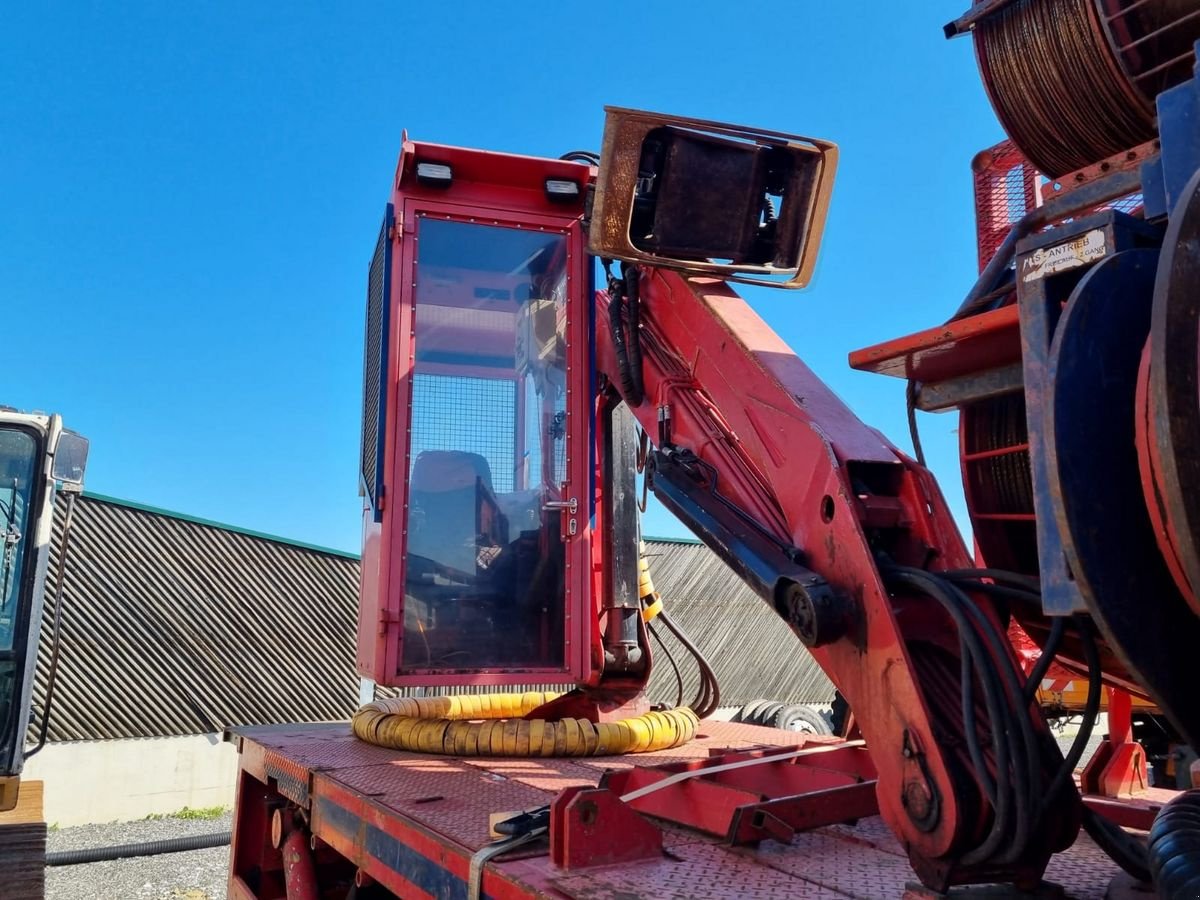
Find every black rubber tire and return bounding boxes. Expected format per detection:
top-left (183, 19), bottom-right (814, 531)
top-left (1150, 790), bottom-right (1200, 898)
top-left (736, 699), bottom-right (772, 724)
top-left (830, 691), bottom-right (850, 735)
top-left (756, 701), bottom-right (786, 726)
top-left (772, 704), bottom-right (833, 735)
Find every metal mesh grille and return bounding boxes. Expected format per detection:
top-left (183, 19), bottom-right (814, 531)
top-left (973, 140), bottom-right (1038, 272)
top-left (410, 374), bottom-right (516, 492)
top-left (361, 206), bottom-right (392, 516)
top-left (1111, 194), bottom-right (1145, 214)
top-left (973, 140), bottom-right (1149, 273)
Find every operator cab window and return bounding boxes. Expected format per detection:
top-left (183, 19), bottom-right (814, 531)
top-left (403, 217), bottom-right (569, 672)
top-left (0, 428), bottom-right (37, 764)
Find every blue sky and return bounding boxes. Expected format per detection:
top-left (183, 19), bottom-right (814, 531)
top-left (1, 2), bottom-right (1004, 553)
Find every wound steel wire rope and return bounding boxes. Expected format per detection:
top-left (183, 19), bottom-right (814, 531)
top-left (976, 0), bottom-right (1157, 177)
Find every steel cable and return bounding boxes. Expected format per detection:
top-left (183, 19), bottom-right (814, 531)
top-left (976, 0), bottom-right (1156, 177)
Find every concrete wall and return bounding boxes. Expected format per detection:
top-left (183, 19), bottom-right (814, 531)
top-left (23, 735), bottom-right (237, 826)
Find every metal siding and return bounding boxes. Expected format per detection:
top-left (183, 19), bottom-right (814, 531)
top-left (30, 498), bottom-right (830, 742)
top-left (642, 541), bottom-right (835, 708)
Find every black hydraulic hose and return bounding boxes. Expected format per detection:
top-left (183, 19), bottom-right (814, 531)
top-left (950, 577), bottom-right (1048, 862)
top-left (1149, 790), bottom-right (1200, 897)
top-left (947, 580), bottom-right (1038, 609)
top-left (45, 831), bottom-right (231, 867)
top-left (624, 265), bottom-right (646, 405)
top-left (906, 380), bottom-right (927, 467)
top-left (946, 577), bottom-right (1070, 802)
top-left (1022, 617), bottom-right (1066, 705)
top-left (658, 608), bottom-right (720, 718)
top-left (559, 150), bottom-right (600, 165)
top-left (960, 631), bottom-right (998, 807)
top-left (940, 573), bottom-right (1065, 703)
top-left (941, 568), bottom-right (1042, 594)
top-left (1085, 805), bottom-right (1152, 884)
top-left (929, 568), bottom-right (1149, 879)
top-left (885, 568), bottom-right (1021, 864)
top-left (648, 620), bottom-right (685, 709)
top-left (1038, 618), bottom-right (1103, 815)
top-left (605, 265), bottom-right (645, 407)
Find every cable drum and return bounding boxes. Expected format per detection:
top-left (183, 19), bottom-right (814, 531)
top-left (1099, 0), bottom-right (1200, 102)
top-left (974, 0), bottom-right (1163, 177)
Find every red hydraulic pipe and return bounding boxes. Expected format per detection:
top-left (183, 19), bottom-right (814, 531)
top-left (281, 828), bottom-right (318, 900)
top-left (272, 808), bottom-right (319, 900)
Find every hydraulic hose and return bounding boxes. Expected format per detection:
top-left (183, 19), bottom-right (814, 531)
top-left (638, 542), bottom-right (721, 719)
top-left (624, 264), bottom-right (646, 404)
top-left (352, 693), bottom-right (698, 757)
top-left (1150, 790), bottom-right (1200, 898)
top-left (45, 831), bottom-right (231, 867)
top-left (604, 261), bottom-right (645, 406)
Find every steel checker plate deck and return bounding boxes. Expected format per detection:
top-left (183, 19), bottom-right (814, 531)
top-left (1044, 247), bottom-right (1200, 749)
top-left (230, 722), bottom-right (1137, 899)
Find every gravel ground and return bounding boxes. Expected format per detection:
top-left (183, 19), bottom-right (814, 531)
top-left (1053, 713), bottom-right (1109, 764)
top-left (46, 812), bottom-right (232, 900)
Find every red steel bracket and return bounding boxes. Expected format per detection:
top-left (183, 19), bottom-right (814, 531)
top-left (549, 786), bottom-right (663, 870)
top-left (1080, 689), bottom-right (1148, 798)
top-left (600, 741), bottom-right (878, 845)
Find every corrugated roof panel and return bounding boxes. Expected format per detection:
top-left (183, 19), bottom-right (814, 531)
top-left (30, 496), bottom-right (831, 742)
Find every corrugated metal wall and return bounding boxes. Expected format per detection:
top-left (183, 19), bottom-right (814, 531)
top-left (641, 541), bottom-right (835, 708)
top-left (31, 496), bottom-right (831, 742)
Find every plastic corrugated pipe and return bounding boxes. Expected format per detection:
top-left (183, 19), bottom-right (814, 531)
top-left (352, 693), bottom-right (698, 757)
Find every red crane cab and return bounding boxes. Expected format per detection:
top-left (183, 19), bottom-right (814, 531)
top-left (355, 139), bottom-right (597, 688)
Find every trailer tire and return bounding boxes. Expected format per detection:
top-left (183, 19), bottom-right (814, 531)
top-left (756, 701), bottom-right (786, 726)
top-left (736, 699), bottom-right (772, 724)
top-left (1150, 789), bottom-right (1200, 898)
top-left (772, 704), bottom-right (833, 735)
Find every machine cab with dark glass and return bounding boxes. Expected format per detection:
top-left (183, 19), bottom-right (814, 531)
top-left (356, 140), bottom-right (593, 687)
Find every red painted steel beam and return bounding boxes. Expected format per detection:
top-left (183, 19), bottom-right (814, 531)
top-left (1081, 794), bottom-right (1164, 832)
top-left (593, 269), bottom-right (1065, 882)
top-left (728, 780), bottom-right (880, 844)
top-left (848, 304), bottom-right (1021, 382)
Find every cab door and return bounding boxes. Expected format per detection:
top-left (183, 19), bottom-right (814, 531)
top-left (382, 198), bottom-right (590, 686)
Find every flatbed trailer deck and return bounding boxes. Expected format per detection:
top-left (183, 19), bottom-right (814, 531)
top-left (226, 722), bottom-right (1164, 900)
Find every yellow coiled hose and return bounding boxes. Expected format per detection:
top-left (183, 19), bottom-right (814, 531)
top-left (352, 692), bottom-right (699, 757)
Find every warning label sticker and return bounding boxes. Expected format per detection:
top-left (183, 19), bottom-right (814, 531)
top-left (1021, 229), bottom-right (1107, 283)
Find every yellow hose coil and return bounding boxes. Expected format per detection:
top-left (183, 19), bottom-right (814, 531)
top-left (351, 692), bottom-right (699, 757)
top-left (637, 541), bottom-right (656, 598)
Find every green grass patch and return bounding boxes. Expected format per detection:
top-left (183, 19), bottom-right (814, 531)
top-left (144, 804), bottom-right (228, 821)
